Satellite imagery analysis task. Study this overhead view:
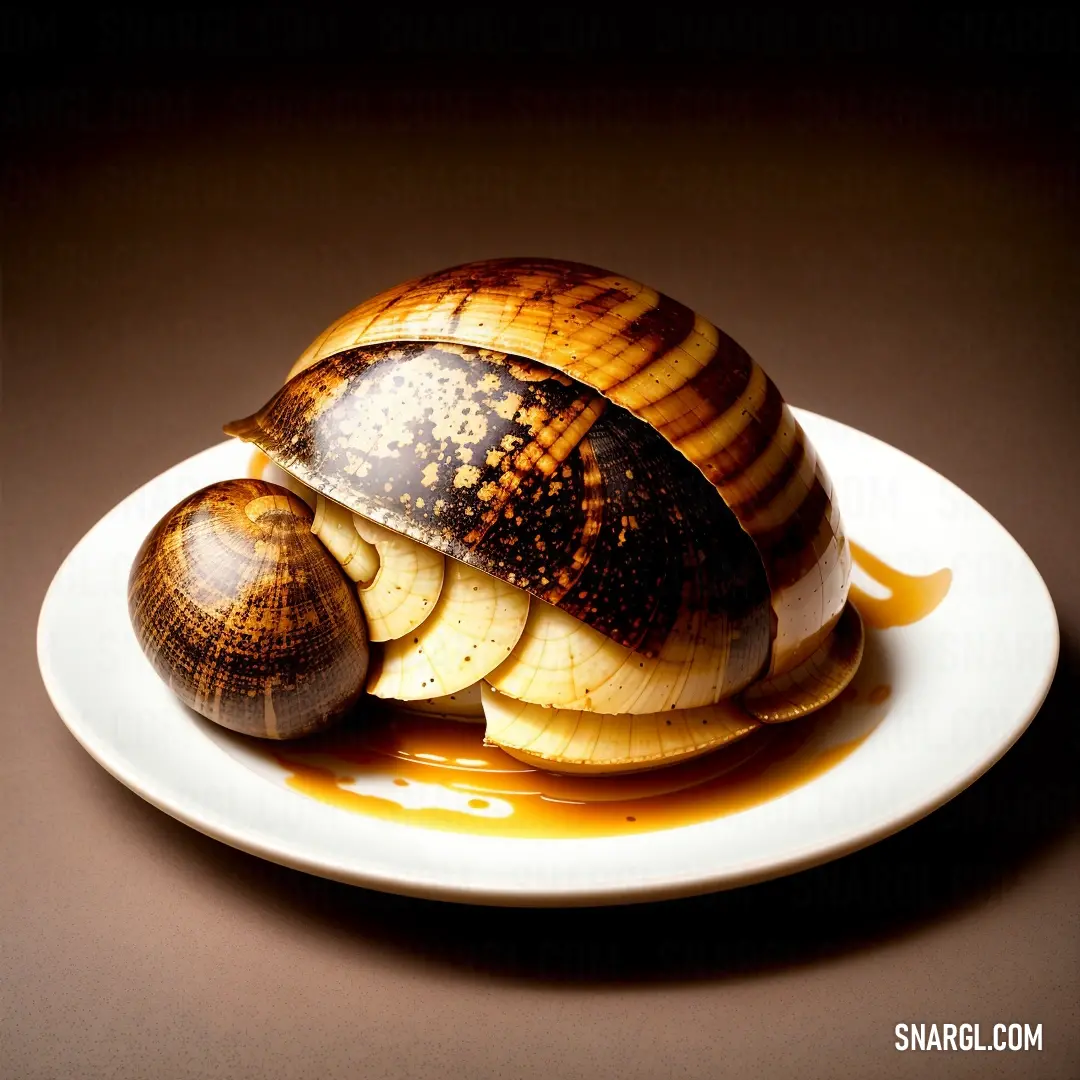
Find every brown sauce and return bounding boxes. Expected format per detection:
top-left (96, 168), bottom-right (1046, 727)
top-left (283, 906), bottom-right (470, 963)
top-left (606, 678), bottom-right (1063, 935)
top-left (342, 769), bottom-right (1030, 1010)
top-left (849, 541), bottom-right (953, 629)
top-left (271, 703), bottom-right (876, 838)
top-left (868, 684), bottom-right (892, 705)
top-left (242, 445), bottom-right (950, 837)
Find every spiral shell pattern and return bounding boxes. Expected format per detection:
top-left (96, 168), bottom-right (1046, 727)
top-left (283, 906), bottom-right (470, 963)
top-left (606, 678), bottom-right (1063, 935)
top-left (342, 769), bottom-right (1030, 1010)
top-left (128, 479), bottom-right (370, 738)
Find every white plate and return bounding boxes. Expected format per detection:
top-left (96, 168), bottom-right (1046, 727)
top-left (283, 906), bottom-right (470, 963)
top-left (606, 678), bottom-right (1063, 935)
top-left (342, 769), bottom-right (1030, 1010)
top-left (36, 410), bottom-right (1059, 907)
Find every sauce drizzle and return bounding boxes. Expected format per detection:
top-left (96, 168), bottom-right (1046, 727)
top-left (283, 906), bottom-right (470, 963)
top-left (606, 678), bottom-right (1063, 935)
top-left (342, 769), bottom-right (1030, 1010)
top-left (849, 542), bottom-right (953, 628)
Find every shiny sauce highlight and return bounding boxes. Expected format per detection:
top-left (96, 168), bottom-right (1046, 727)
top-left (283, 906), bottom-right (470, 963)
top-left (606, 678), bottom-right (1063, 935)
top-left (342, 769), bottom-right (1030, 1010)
top-left (272, 704), bottom-right (874, 839)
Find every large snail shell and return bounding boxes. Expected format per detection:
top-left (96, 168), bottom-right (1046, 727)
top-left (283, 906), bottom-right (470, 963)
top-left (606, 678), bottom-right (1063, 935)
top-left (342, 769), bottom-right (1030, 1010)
top-left (128, 479), bottom-right (369, 738)
top-left (227, 342), bottom-right (773, 702)
top-left (226, 257), bottom-right (863, 721)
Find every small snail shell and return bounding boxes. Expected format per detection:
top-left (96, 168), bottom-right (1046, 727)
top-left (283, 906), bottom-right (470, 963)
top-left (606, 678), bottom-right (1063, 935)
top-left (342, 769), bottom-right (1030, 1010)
top-left (128, 478), bottom-right (369, 739)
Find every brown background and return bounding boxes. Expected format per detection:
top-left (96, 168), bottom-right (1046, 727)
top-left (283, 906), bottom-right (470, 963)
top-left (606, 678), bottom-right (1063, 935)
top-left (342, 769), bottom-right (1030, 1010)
top-left (3, 11), bottom-right (1078, 1080)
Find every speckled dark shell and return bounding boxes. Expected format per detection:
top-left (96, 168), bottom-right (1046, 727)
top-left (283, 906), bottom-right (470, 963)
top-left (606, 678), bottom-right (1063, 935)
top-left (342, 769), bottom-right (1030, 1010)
top-left (226, 342), bottom-right (774, 697)
top-left (225, 257), bottom-right (862, 713)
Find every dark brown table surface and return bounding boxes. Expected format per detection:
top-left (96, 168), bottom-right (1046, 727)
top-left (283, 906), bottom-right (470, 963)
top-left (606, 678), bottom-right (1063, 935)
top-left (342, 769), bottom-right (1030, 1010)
top-left (4, 29), bottom-right (1078, 1080)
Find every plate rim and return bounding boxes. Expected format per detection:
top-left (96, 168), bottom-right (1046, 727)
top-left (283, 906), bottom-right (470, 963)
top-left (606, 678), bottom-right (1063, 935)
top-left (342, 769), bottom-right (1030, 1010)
top-left (35, 409), bottom-right (1061, 907)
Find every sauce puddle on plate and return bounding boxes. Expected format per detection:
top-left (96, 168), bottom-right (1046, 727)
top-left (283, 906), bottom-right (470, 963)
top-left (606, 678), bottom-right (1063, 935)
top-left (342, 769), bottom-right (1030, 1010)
top-left (252, 549), bottom-right (948, 838)
top-left (272, 696), bottom-right (876, 839)
top-left (241, 448), bottom-right (950, 838)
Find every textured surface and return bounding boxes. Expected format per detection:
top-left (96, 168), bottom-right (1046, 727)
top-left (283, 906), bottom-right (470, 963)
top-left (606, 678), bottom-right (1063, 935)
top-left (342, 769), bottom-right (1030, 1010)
top-left (743, 601), bottom-right (865, 722)
top-left (128, 479), bottom-right (370, 738)
top-left (228, 340), bottom-right (773, 694)
top-left (285, 262), bottom-right (847, 678)
top-left (481, 684), bottom-right (761, 773)
top-left (4, 41), bottom-right (1079, 1080)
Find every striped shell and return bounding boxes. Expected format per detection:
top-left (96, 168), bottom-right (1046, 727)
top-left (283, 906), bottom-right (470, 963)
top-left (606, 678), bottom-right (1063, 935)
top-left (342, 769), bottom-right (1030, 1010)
top-left (128, 479), bottom-right (370, 738)
top-left (227, 258), bottom-right (862, 719)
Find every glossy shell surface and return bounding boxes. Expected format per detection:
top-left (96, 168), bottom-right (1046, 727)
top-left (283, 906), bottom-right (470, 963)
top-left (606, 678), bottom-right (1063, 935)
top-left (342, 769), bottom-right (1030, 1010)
top-left (228, 343), bottom-right (774, 701)
top-left (277, 258), bottom-right (851, 678)
top-left (128, 479), bottom-right (370, 738)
